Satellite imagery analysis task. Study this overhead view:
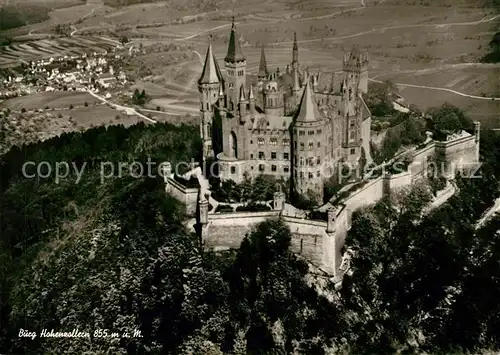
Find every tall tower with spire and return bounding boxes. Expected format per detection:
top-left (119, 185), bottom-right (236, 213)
top-left (198, 38), bottom-right (223, 159)
top-left (258, 44), bottom-right (268, 81)
top-left (291, 32), bottom-right (299, 72)
top-left (224, 17), bottom-right (247, 113)
top-left (343, 45), bottom-right (368, 94)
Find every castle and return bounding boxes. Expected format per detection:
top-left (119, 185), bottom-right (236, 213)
top-left (182, 18), bottom-right (481, 281)
top-left (198, 18), bottom-right (373, 203)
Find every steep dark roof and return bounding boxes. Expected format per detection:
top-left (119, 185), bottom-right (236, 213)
top-left (225, 18), bottom-right (246, 62)
top-left (198, 42), bottom-right (220, 85)
top-left (294, 79), bottom-right (322, 123)
top-left (258, 44), bottom-right (268, 77)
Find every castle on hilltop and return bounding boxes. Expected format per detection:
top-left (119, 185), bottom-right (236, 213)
top-left (198, 18), bottom-right (373, 203)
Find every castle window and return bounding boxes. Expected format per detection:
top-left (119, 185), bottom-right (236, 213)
top-left (259, 164), bottom-right (265, 172)
top-left (282, 139), bottom-right (290, 146)
top-left (250, 153), bottom-right (254, 159)
top-left (271, 165), bottom-right (277, 172)
top-left (349, 131), bottom-right (355, 140)
top-left (350, 148), bottom-right (355, 155)
top-left (284, 166), bottom-right (289, 173)
top-left (317, 171), bottom-right (320, 177)
top-left (300, 157), bottom-right (304, 166)
top-left (350, 121), bottom-right (355, 127)
top-left (230, 167), bottom-right (236, 174)
top-left (308, 172), bottom-right (313, 179)
top-left (317, 129), bottom-right (322, 134)
top-left (308, 158), bottom-right (314, 166)
top-left (270, 137), bottom-right (278, 145)
top-left (206, 103), bottom-right (209, 110)
top-left (317, 142), bottom-right (320, 148)
top-left (300, 172), bottom-right (304, 178)
top-left (300, 143), bottom-right (304, 151)
top-left (308, 130), bottom-right (314, 135)
top-left (295, 170), bottom-right (297, 178)
top-left (317, 157), bottom-right (321, 165)
top-left (229, 83), bottom-right (233, 88)
top-left (299, 130), bottom-right (305, 136)
top-left (250, 140), bottom-right (253, 144)
top-left (284, 152), bottom-right (289, 160)
top-left (257, 137), bottom-right (264, 145)
top-left (259, 151), bottom-right (265, 159)
top-left (271, 152), bottom-right (277, 159)
top-left (308, 142), bottom-right (313, 150)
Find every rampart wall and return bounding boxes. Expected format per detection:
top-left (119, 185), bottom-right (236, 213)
top-left (170, 128), bottom-right (480, 277)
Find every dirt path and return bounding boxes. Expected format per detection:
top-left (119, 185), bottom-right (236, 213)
top-left (369, 78), bottom-right (500, 101)
top-left (269, 14), bottom-right (500, 46)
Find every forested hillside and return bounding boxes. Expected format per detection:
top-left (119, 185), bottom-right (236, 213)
top-left (1, 111), bottom-right (500, 354)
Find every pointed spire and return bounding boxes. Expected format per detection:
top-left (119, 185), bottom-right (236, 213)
top-left (239, 85), bottom-right (247, 102)
top-left (198, 41), bottom-right (220, 85)
top-left (294, 77), bottom-right (322, 123)
top-left (219, 83), bottom-right (224, 96)
top-left (225, 17), bottom-right (245, 62)
top-left (249, 85), bottom-right (255, 100)
top-left (292, 32), bottom-right (298, 64)
top-left (258, 44), bottom-right (268, 78)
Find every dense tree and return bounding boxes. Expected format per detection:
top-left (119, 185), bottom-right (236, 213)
top-left (363, 80), bottom-right (397, 117)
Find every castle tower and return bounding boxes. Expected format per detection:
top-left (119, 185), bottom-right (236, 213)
top-left (343, 46), bottom-right (368, 94)
top-left (341, 74), bottom-right (363, 166)
top-left (258, 44), bottom-right (268, 81)
top-left (292, 32), bottom-right (299, 71)
top-left (224, 17), bottom-right (247, 112)
top-left (198, 39), bottom-right (222, 159)
top-left (291, 78), bottom-right (328, 203)
top-left (263, 80), bottom-right (284, 117)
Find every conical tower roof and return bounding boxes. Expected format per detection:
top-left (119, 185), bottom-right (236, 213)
top-left (225, 17), bottom-right (245, 62)
top-left (239, 84), bottom-right (247, 102)
top-left (258, 44), bottom-right (268, 77)
top-left (198, 41), bottom-right (220, 85)
top-left (249, 85), bottom-right (255, 100)
top-left (294, 78), bottom-right (322, 123)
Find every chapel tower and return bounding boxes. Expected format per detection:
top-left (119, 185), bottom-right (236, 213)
top-left (224, 17), bottom-right (247, 112)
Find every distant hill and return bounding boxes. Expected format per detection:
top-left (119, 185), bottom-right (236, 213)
top-left (0, 1), bottom-right (84, 32)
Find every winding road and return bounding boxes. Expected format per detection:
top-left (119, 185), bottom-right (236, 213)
top-left (369, 78), bottom-right (500, 101)
top-left (86, 89), bottom-right (157, 123)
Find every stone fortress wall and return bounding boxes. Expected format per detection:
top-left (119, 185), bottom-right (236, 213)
top-left (167, 124), bottom-right (481, 278)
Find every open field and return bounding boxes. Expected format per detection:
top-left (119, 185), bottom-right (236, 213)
top-left (0, 92), bottom-right (100, 111)
top-left (0, 37), bottom-right (116, 67)
top-left (3, 0), bottom-right (500, 128)
top-left (374, 64), bottom-right (500, 97)
top-left (397, 86), bottom-right (500, 128)
top-left (57, 105), bottom-right (145, 128)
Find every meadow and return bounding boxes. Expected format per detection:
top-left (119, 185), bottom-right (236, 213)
top-left (0, 92), bottom-right (100, 111)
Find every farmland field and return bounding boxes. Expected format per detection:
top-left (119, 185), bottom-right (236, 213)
top-left (0, 92), bottom-right (100, 111)
top-left (2, 0), bottom-right (499, 129)
top-left (0, 37), bottom-right (116, 67)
